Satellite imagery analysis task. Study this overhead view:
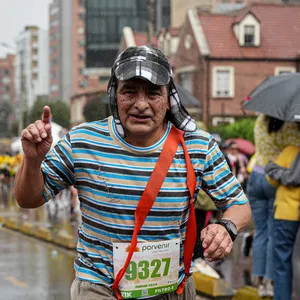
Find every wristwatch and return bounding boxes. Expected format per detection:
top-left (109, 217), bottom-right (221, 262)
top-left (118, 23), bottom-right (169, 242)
top-left (215, 219), bottom-right (238, 242)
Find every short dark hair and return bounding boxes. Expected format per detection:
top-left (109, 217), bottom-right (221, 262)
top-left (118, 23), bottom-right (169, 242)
top-left (265, 116), bottom-right (284, 133)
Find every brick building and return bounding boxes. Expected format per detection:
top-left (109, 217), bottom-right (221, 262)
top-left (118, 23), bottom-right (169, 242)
top-left (0, 54), bottom-right (15, 136)
top-left (49, 0), bottom-right (88, 102)
top-left (0, 54), bottom-right (15, 107)
top-left (173, 3), bottom-right (300, 126)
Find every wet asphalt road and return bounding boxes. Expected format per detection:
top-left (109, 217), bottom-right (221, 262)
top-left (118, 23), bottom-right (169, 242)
top-left (0, 227), bottom-right (75, 300)
top-left (0, 228), bottom-right (208, 300)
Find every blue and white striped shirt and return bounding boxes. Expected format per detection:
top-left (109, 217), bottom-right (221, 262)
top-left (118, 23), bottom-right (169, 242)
top-left (41, 116), bottom-right (247, 287)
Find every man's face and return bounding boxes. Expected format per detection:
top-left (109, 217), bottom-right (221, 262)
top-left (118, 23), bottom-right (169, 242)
top-left (116, 78), bottom-right (170, 139)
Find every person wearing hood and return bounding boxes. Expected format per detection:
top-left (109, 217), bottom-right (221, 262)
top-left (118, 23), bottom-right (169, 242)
top-left (14, 46), bottom-right (251, 300)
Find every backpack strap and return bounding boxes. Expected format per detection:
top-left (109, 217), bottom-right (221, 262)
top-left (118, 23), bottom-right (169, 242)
top-left (112, 127), bottom-right (197, 299)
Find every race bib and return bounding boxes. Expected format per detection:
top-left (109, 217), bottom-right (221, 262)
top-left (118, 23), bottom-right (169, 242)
top-left (113, 239), bottom-right (180, 299)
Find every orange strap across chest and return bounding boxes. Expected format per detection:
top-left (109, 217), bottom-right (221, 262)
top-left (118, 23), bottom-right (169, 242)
top-left (112, 126), bottom-right (197, 299)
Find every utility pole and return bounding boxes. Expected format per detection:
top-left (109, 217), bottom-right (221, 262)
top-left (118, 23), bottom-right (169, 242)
top-left (147, 0), bottom-right (154, 47)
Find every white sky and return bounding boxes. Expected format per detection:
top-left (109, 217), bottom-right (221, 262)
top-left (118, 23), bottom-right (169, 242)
top-left (0, 0), bottom-right (51, 57)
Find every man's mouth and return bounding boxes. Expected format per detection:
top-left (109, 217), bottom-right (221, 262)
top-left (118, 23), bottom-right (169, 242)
top-left (129, 115), bottom-right (151, 122)
top-left (130, 115), bottom-right (150, 119)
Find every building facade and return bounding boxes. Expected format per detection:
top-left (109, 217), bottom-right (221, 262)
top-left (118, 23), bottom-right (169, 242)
top-left (15, 26), bottom-right (49, 117)
top-left (49, 0), bottom-right (88, 102)
top-left (0, 54), bottom-right (15, 107)
top-left (173, 4), bottom-right (300, 125)
top-left (85, 0), bottom-right (171, 69)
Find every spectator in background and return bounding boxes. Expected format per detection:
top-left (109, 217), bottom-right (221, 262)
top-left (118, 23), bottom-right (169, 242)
top-left (193, 189), bottom-right (217, 260)
top-left (265, 143), bottom-right (300, 300)
top-left (247, 114), bottom-right (300, 297)
top-left (226, 142), bottom-right (247, 189)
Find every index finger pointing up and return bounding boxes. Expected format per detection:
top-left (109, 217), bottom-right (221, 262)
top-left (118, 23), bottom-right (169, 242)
top-left (42, 106), bottom-right (51, 124)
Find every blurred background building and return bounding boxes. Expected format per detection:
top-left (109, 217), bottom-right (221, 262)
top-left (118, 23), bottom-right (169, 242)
top-left (0, 54), bottom-right (15, 107)
top-left (0, 54), bottom-right (15, 137)
top-left (1, 0), bottom-right (300, 132)
top-left (48, 0), bottom-right (86, 102)
top-left (15, 26), bottom-right (49, 130)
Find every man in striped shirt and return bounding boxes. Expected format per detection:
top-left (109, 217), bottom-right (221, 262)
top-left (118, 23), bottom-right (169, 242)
top-left (15, 46), bottom-right (251, 300)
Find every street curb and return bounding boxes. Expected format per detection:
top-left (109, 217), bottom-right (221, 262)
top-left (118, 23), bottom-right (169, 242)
top-left (232, 286), bottom-right (272, 300)
top-left (193, 272), bottom-right (234, 299)
top-left (19, 221), bottom-right (34, 236)
top-left (0, 215), bottom-right (77, 250)
top-left (53, 231), bottom-right (77, 249)
top-left (0, 216), bottom-right (264, 300)
top-left (35, 226), bottom-right (53, 242)
top-left (4, 217), bottom-right (20, 231)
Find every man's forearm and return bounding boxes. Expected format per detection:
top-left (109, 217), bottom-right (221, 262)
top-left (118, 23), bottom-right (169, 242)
top-left (15, 158), bottom-right (46, 208)
top-left (222, 201), bottom-right (251, 232)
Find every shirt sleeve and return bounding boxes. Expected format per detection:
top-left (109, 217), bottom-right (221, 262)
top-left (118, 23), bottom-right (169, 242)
top-left (266, 146), bottom-right (300, 187)
top-left (41, 132), bottom-right (75, 202)
top-left (201, 137), bottom-right (248, 210)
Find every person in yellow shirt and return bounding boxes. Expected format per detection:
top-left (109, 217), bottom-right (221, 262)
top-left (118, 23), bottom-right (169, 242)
top-left (247, 114), bottom-right (300, 297)
top-left (265, 145), bottom-right (300, 300)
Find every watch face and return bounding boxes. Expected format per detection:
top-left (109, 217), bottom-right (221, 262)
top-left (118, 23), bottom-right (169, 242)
top-left (227, 221), bottom-right (238, 235)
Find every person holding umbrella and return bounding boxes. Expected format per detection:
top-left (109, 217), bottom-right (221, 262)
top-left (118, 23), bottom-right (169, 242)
top-left (243, 73), bottom-right (300, 297)
top-left (265, 141), bottom-right (300, 300)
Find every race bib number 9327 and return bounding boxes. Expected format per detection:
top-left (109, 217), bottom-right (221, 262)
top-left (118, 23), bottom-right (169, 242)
top-left (113, 239), bottom-right (180, 299)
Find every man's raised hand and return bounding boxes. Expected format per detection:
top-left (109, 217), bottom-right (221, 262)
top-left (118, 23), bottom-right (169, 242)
top-left (21, 106), bottom-right (53, 160)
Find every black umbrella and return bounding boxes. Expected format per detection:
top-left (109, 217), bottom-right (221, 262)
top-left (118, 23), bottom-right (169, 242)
top-left (243, 73), bottom-right (300, 121)
top-left (175, 84), bottom-right (201, 109)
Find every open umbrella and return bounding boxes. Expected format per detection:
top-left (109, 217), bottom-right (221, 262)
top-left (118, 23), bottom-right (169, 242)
top-left (243, 73), bottom-right (300, 121)
top-left (225, 138), bottom-right (255, 156)
top-left (175, 84), bottom-right (201, 109)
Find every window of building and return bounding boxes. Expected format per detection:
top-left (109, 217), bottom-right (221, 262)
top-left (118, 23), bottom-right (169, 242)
top-left (99, 75), bottom-right (111, 83)
top-left (78, 40), bottom-right (85, 47)
top-left (50, 6), bottom-right (59, 16)
top-left (78, 26), bottom-right (85, 35)
top-left (178, 72), bottom-right (193, 94)
top-left (274, 67), bottom-right (296, 75)
top-left (213, 67), bottom-right (235, 98)
top-left (50, 84), bottom-right (59, 92)
top-left (2, 77), bottom-right (10, 84)
top-left (3, 94), bottom-right (10, 101)
top-left (244, 25), bottom-right (255, 46)
top-left (212, 117), bottom-right (235, 127)
top-left (4, 70), bottom-right (9, 76)
top-left (78, 12), bottom-right (85, 20)
top-left (85, 0), bottom-right (149, 68)
top-left (79, 80), bottom-right (88, 88)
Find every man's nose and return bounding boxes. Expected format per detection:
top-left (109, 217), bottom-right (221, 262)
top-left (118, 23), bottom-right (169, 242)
top-left (134, 92), bottom-right (149, 110)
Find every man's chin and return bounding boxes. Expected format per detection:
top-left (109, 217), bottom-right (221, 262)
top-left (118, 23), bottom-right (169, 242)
top-left (125, 123), bottom-right (152, 135)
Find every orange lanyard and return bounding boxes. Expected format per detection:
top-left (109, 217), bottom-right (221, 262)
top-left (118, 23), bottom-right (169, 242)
top-left (112, 127), bottom-right (197, 299)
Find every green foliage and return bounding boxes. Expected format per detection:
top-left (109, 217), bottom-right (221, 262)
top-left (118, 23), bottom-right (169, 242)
top-left (83, 96), bottom-right (110, 122)
top-left (209, 118), bottom-right (256, 143)
top-left (29, 99), bottom-right (70, 129)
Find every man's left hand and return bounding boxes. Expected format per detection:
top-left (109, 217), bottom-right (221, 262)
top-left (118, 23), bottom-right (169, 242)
top-left (200, 224), bottom-right (233, 261)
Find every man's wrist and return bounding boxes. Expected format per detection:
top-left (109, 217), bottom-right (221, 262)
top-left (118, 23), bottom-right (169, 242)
top-left (215, 219), bottom-right (238, 242)
top-left (23, 156), bottom-right (44, 168)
